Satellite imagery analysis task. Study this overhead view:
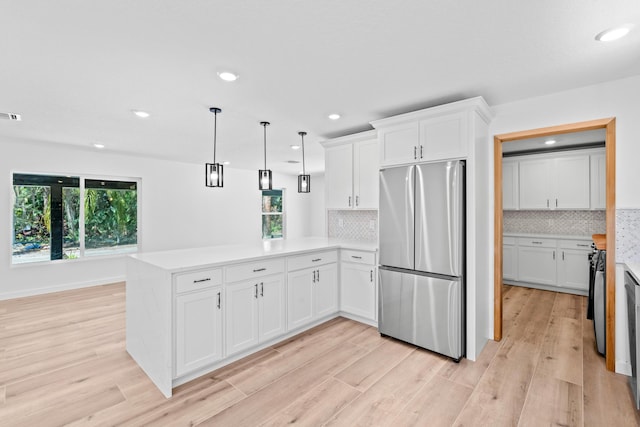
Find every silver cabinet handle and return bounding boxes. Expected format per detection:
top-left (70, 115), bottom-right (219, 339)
top-left (253, 268), bottom-right (266, 273)
top-left (312, 270), bottom-right (316, 283)
top-left (577, 244), bottom-right (590, 247)
top-left (414, 146), bottom-right (417, 159)
top-left (553, 251), bottom-right (556, 260)
top-left (193, 278), bottom-right (211, 283)
top-left (351, 255), bottom-right (362, 259)
top-left (317, 269), bottom-right (320, 281)
top-left (556, 199), bottom-right (558, 207)
top-left (420, 145), bottom-right (423, 159)
top-left (312, 258), bottom-right (322, 262)
top-left (532, 241), bottom-right (543, 244)
top-left (254, 284), bottom-right (258, 299)
top-left (217, 292), bottom-right (221, 309)
top-left (547, 199), bottom-right (549, 208)
top-left (356, 195), bottom-right (359, 206)
top-left (370, 270), bottom-right (373, 282)
top-left (260, 282), bottom-right (264, 297)
top-left (562, 251), bottom-right (565, 261)
top-left (348, 196), bottom-right (351, 207)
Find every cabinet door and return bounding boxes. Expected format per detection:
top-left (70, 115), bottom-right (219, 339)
top-left (517, 246), bottom-right (556, 285)
top-left (259, 274), bottom-right (286, 341)
top-left (325, 145), bottom-right (353, 209)
top-left (379, 123), bottom-right (419, 167)
top-left (287, 269), bottom-right (314, 330)
top-left (314, 263), bottom-right (338, 318)
top-left (503, 244), bottom-right (518, 281)
top-left (419, 112), bottom-right (468, 161)
top-left (519, 158), bottom-right (551, 209)
top-left (225, 281), bottom-right (259, 356)
top-left (554, 156), bottom-right (590, 209)
top-left (590, 152), bottom-right (606, 209)
top-left (354, 139), bottom-right (379, 209)
top-left (175, 287), bottom-right (223, 377)
top-left (340, 263), bottom-right (376, 321)
top-left (558, 249), bottom-right (591, 291)
top-left (502, 160), bottom-right (519, 210)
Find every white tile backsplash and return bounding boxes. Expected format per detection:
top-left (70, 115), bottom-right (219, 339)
top-left (327, 210), bottom-right (378, 241)
top-left (616, 209), bottom-right (640, 264)
top-left (503, 210), bottom-right (605, 236)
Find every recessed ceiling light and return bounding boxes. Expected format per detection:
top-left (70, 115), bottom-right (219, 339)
top-left (545, 139), bottom-right (557, 145)
top-left (217, 71), bottom-right (239, 82)
top-left (328, 113), bottom-right (341, 120)
top-left (223, 161), bottom-right (230, 165)
top-left (595, 25), bottom-right (631, 42)
top-left (132, 110), bottom-right (150, 118)
top-left (290, 145), bottom-right (301, 150)
top-left (93, 143), bottom-right (105, 149)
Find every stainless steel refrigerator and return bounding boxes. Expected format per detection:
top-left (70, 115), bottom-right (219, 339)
top-left (378, 160), bottom-right (465, 361)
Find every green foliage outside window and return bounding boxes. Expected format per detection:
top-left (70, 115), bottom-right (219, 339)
top-left (262, 189), bottom-right (284, 239)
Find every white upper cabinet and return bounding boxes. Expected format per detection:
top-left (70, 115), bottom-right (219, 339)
top-left (502, 159), bottom-right (519, 210)
top-left (519, 154), bottom-right (590, 210)
top-left (590, 152), bottom-right (606, 209)
top-left (322, 130), bottom-right (379, 210)
top-left (371, 97), bottom-right (493, 167)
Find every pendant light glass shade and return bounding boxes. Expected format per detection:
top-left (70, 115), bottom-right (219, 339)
top-left (297, 131), bottom-right (310, 193)
top-left (259, 121), bottom-right (273, 190)
top-left (205, 107), bottom-right (223, 187)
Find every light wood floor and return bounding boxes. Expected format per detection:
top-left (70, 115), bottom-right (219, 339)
top-left (1, 283), bottom-right (638, 426)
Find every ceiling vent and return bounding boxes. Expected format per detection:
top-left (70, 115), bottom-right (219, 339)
top-left (0, 112), bottom-right (22, 121)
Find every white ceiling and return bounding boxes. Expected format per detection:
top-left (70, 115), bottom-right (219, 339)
top-left (1, 1), bottom-right (639, 175)
top-left (502, 129), bottom-right (606, 153)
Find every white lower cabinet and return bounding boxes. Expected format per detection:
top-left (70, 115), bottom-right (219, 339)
top-left (175, 286), bottom-right (223, 377)
top-left (505, 235), bottom-right (591, 294)
top-left (225, 274), bottom-right (285, 357)
top-left (340, 249), bottom-right (377, 322)
top-left (287, 250), bottom-right (339, 331)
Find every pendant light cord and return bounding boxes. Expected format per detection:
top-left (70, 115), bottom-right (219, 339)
top-left (213, 110), bottom-right (218, 164)
top-left (301, 133), bottom-right (306, 175)
top-left (263, 123), bottom-right (267, 170)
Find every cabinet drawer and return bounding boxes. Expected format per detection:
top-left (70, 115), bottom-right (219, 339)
top-left (517, 237), bottom-right (555, 248)
top-left (225, 258), bottom-right (285, 283)
top-left (558, 240), bottom-right (592, 251)
top-left (287, 250), bottom-right (337, 271)
top-left (503, 236), bottom-right (517, 245)
top-left (341, 249), bottom-right (376, 265)
top-left (175, 268), bottom-right (222, 294)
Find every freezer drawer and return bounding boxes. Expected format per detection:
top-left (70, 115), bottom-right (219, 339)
top-left (378, 268), bottom-right (464, 360)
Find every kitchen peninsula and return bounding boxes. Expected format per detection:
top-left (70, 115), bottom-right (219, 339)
top-left (126, 237), bottom-right (377, 397)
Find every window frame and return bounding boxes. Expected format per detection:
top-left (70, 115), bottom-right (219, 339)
top-left (10, 171), bottom-right (142, 267)
top-left (261, 188), bottom-right (285, 240)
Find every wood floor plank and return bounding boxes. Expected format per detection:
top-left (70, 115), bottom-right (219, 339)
top-left (392, 376), bottom-right (473, 427)
top-left (0, 385), bottom-right (5, 405)
top-left (551, 291), bottom-right (583, 320)
top-left (583, 317), bottom-right (640, 426)
top-left (325, 348), bottom-right (446, 426)
top-left (536, 316), bottom-right (582, 385)
top-left (501, 285), bottom-right (534, 337)
top-left (518, 375), bottom-right (582, 427)
top-left (199, 342), bottom-right (370, 426)
top-left (260, 378), bottom-right (360, 426)
top-left (349, 325), bottom-right (386, 350)
top-left (438, 339), bottom-right (501, 389)
top-left (334, 338), bottom-right (415, 391)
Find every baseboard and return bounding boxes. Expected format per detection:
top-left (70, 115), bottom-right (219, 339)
top-left (616, 360), bottom-right (632, 376)
top-left (503, 280), bottom-right (588, 296)
top-left (0, 275), bottom-right (125, 300)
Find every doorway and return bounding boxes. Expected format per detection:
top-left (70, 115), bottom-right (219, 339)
top-left (494, 118), bottom-right (616, 371)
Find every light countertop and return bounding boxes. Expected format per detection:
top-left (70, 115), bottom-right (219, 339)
top-left (504, 232), bottom-right (593, 240)
top-left (129, 237), bottom-right (377, 273)
top-left (626, 263), bottom-right (640, 284)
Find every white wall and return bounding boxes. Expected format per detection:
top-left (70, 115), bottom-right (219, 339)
top-left (488, 74), bottom-right (640, 374)
top-left (1, 139), bottom-right (322, 299)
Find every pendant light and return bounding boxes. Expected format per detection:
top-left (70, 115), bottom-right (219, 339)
top-left (259, 121), bottom-right (272, 190)
top-left (297, 131), bottom-right (310, 193)
top-left (205, 107), bottom-right (223, 187)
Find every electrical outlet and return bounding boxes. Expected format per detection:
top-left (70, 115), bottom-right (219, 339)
top-left (339, 219), bottom-right (344, 228)
top-left (369, 220), bottom-right (376, 230)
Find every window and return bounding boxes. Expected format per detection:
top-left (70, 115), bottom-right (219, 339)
top-left (12, 173), bottom-right (138, 264)
top-left (261, 189), bottom-right (284, 239)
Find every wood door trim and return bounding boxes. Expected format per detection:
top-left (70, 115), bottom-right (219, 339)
top-left (493, 117), bottom-right (616, 371)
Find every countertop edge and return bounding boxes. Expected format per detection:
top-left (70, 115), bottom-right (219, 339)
top-left (504, 232), bottom-right (594, 240)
